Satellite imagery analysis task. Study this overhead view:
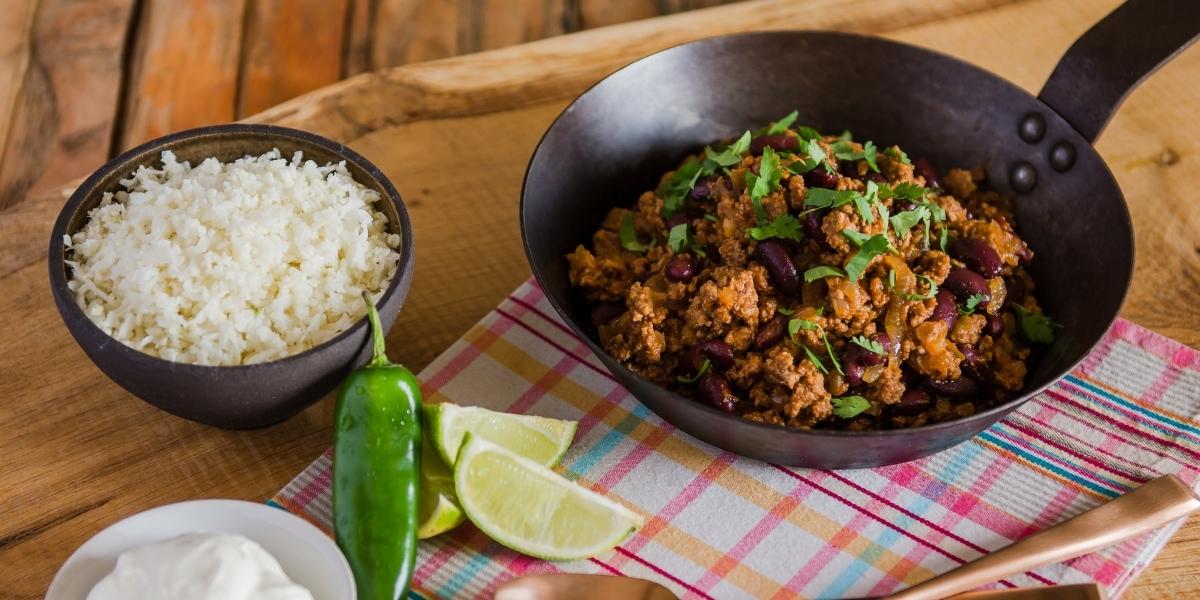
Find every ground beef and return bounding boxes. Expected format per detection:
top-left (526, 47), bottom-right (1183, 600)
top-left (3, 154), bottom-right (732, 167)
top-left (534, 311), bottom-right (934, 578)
top-left (568, 117), bottom-right (1054, 430)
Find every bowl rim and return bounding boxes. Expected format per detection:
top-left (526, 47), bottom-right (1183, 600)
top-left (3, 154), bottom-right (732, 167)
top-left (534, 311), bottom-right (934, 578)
top-left (45, 498), bottom-right (354, 599)
top-left (48, 122), bottom-right (415, 372)
top-left (519, 29), bottom-right (1130, 440)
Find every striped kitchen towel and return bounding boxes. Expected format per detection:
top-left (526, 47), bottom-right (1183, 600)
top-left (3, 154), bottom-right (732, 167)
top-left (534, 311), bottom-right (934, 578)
top-left (271, 278), bottom-right (1200, 599)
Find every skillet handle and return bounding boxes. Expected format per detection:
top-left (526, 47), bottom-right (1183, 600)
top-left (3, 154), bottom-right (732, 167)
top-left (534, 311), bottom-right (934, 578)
top-left (1038, 0), bottom-right (1200, 143)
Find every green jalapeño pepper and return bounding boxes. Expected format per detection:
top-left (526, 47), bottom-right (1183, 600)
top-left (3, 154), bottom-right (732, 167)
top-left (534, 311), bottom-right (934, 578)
top-left (334, 293), bottom-right (421, 600)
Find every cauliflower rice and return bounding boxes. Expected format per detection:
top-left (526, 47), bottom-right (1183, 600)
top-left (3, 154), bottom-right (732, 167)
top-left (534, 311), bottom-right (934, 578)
top-left (65, 149), bottom-right (401, 366)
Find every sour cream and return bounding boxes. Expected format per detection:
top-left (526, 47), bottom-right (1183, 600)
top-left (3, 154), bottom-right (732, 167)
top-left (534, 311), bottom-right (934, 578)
top-left (87, 532), bottom-right (314, 600)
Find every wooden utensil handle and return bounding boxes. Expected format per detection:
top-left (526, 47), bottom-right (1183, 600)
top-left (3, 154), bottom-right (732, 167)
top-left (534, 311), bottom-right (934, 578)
top-left (887, 475), bottom-right (1200, 600)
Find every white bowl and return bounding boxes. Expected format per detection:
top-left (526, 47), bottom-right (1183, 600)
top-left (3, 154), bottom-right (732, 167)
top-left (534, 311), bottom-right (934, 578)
top-left (47, 499), bottom-right (354, 600)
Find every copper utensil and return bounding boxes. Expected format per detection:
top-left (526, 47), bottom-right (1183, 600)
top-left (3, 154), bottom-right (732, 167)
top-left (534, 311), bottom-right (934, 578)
top-left (494, 573), bottom-right (677, 600)
top-left (888, 475), bottom-right (1200, 599)
top-left (492, 575), bottom-right (1103, 599)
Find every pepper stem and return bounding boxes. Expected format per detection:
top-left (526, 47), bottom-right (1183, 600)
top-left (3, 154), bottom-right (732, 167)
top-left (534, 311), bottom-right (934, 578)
top-left (362, 292), bottom-right (389, 367)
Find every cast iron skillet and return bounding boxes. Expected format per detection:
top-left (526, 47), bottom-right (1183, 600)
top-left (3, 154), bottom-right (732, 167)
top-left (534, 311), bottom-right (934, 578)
top-left (521, 0), bottom-right (1200, 468)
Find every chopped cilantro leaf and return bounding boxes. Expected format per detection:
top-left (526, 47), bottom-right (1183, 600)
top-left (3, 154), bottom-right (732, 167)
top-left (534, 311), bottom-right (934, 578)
top-left (831, 140), bottom-right (880, 172)
top-left (959, 293), bottom-right (988, 315)
top-left (748, 214), bottom-right (804, 242)
top-left (841, 229), bottom-right (873, 247)
top-left (667, 222), bottom-right (706, 257)
top-left (862, 141), bottom-right (879, 172)
top-left (777, 307), bottom-right (795, 315)
top-left (767, 110), bottom-right (799, 135)
top-left (837, 130), bottom-right (853, 141)
top-left (788, 318), bottom-right (819, 337)
top-left (805, 188), bottom-right (858, 210)
top-left (939, 227), bottom-right (949, 252)
top-left (677, 358), bottom-right (711, 383)
top-left (853, 195), bottom-right (874, 224)
top-left (1013, 305), bottom-right (1059, 344)
top-left (703, 131), bottom-right (752, 171)
top-left (891, 182), bottom-right (929, 202)
top-left (788, 317), bottom-right (842, 375)
top-left (796, 125), bottom-right (822, 141)
top-left (851, 335), bottom-right (886, 355)
top-left (704, 213), bottom-right (719, 222)
top-left (842, 230), bottom-right (893, 282)
top-left (831, 395), bottom-right (870, 419)
top-left (619, 212), bottom-right (650, 253)
top-left (667, 223), bottom-right (688, 253)
top-left (887, 269), bottom-right (938, 301)
top-left (746, 146), bottom-right (784, 226)
top-left (658, 156), bottom-right (703, 218)
top-left (889, 206), bottom-right (930, 239)
top-left (785, 139), bottom-right (829, 176)
top-left (804, 266), bottom-right (846, 282)
top-left (884, 146), bottom-right (912, 166)
top-left (802, 346), bottom-right (828, 374)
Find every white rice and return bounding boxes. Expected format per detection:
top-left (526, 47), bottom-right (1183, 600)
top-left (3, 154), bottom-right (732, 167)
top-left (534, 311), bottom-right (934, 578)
top-left (65, 149), bottom-right (401, 366)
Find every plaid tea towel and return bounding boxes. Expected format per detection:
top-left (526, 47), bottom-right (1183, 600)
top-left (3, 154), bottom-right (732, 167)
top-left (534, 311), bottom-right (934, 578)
top-left (271, 278), bottom-right (1200, 599)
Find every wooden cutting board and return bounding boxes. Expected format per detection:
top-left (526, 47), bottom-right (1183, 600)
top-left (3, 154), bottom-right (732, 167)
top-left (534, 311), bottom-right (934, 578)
top-left (1, 0), bottom-right (1197, 597)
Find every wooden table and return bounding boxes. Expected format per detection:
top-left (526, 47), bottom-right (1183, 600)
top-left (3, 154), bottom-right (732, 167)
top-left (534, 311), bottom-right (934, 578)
top-left (2, 0), bottom-right (1198, 597)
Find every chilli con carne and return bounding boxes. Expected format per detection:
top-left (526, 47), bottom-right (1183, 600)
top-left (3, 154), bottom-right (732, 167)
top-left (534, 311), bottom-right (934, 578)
top-left (567, 113), bottom-right (1058, 430)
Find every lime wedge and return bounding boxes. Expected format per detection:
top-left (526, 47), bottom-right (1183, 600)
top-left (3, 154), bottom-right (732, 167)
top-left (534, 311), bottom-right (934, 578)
top-left (453, 434), bottom-right (643, 560)
top-left (417, 437), bottom-right (465, 539)
top-left (426, 403), bottom-right (576, 468)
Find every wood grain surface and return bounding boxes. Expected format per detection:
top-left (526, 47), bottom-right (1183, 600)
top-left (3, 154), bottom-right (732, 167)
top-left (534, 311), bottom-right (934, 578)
top-left (1, 0), bottom-right (1198, 598)
top-left (0, 0), bottom-right (746, 210)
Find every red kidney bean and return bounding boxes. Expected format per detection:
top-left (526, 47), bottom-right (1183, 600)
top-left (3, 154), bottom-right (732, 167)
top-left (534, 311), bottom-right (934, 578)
top-left (750, 134), bottom-right (798, 156)
top-left (665, 255), bottom-right (696, 282)
top-left (855, 339), bottom-right (886, 367)
top-left (754, 315), bottom-right (787, 351)
top-left (697, 373), bottom-right (738, 412)
top-left (943, 267), bottom-right (990, 300)
top-left (590, 302), bottom-right (624, 327)
top-left (803, 167), bottom-right (839, 189)
top-left (1004, 276), bottom-right (1027, 304)
top-left (838, 159), bottom-right (859, 177)
top-left (865, 171), bottom-right (887, 184)
top-left (932, 289), bottom-right (959, 329)
top-left (754, 240), bottom-right (800, 296)
top-left (927, 376), bottom-right (979, 396)
top-left (893, 389), bottom-right (932, 415)
top-left (985, 314), bottom-right (1005, 337)
top-left (893, 199), bottom-right (916, 213)
top-left (664, 211), bottom-right (689, 230)
top-left (914, 157), bottom-right (942, 189)
top-left (844, 359), bottom-right (865, 388)
top-left (958, 343), bottom-right (982, 368)
top-left (874, 332), bottom-right (898, 355)
top-left (950, 238), bottom-right (1003, 278)
top-left (697, 339), bottom-right (735, 369)
top-left (690, 176), bottom-right (717, 200)
top-left (1016, 243), bottom-right (1033, 265)
top-left (802, 209), bottom-right (833, 252)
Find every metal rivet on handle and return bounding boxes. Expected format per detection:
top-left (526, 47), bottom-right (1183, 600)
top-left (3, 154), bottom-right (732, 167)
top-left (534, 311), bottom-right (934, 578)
top-left (1049, 141), bottom-right (1077, 172)
top-left (1018, 113), bottom-right (1046, 143)
top-left (1010, 162), bottom-right (1038, 193)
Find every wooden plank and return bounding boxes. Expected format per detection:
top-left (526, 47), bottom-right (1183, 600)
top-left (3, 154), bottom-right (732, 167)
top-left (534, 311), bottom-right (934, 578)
top-left (118, 0), bottom-right (246, 151)
top-left (341, 0), bottom-right (374, 76)
top-left (236, 0), bottom-right (350, 117)
top-left (371, 0), bottom-right (461, 67)
top-left (466, 0), bottom-right (570, 52)
top-left (2, 0), bottom-right (1199, 597)
top-left (0, 0), bottom-right (135, 210)
top-left (0, 0), bottom-right (38, 167)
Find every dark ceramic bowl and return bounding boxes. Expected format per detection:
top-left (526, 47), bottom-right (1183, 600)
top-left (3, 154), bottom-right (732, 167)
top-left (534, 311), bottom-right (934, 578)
top-left (49, 124), bottom-right (414, 429)
top-left (519, 21), bottom-right (1198, 467)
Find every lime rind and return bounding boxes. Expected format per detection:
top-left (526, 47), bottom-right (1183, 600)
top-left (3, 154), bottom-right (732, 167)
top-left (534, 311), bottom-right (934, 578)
top-left (427, 403), bottom-right (577, 468)
top-left (453, 434), bottom-right (643, 561)
top-left (417, 437), bottom-right (465, 539)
